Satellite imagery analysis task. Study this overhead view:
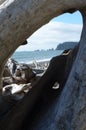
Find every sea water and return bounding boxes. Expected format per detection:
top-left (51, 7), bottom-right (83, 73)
top-left (12, 50), bottom-right (63, 63)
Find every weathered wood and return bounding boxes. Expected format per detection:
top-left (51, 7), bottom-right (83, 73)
top-left (0, 48), bottom-right (78, 130)
top-left (29, 9), bottom-right (86, 130)
top-left (0, 0), bottom-right (6, 5)
top-left (0, 0), bottom-right (86, 130)
top-left (0, 0), bottom-right (86, 89)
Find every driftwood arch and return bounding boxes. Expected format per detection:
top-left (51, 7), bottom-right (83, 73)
top-left (0, 0), bottom-right (85, 82)
top-left (0, 0), bottom-right (86, 130)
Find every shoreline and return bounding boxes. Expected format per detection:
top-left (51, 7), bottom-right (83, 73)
top-left (28, 59), bottom-right (50, 71)
top-left (12, 50), bottom-right (63, 64)
top-left (19, 58), bottom-right (50, 64)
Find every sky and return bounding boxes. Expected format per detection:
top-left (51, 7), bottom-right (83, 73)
top-left (17, 11), bottom-right (83, 51)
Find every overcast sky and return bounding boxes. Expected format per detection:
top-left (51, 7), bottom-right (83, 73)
top-left (16, 11), bottom-right (83, 51)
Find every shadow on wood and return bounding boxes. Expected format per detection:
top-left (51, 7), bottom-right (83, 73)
top-left (0, 46), bottom-right (78, 130)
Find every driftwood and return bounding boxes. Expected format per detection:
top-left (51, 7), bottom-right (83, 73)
top-left (0, 0), bottom-right (86, 130)
top-left (0, 47), bottom-right (78, 130)
top-left (0, 0), bottom-right (85, 88)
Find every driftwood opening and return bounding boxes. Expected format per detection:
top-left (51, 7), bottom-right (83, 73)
top-left (0, 0), bottom-right (86, 130)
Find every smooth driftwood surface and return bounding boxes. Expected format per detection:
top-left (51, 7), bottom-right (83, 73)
top-left (0, 0), bottom-right (6, 5)
top-left (0, 0), bottom-right (86, 130)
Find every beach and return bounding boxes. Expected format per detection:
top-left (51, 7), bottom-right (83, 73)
top-left (11, 50), bottom-right (63, 73)
top-left (12, 50), bottom-right (63, 64)
top-left (28, 60), bottom-right (49, 70)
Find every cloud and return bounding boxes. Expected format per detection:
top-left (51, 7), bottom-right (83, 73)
top-left (17, 21), bottom-right (82, 51)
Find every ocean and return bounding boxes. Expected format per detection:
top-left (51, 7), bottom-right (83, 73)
top-left (12, 50), bottom-right (63, 64)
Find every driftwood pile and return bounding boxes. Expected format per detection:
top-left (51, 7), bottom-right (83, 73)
top-left (2, 58), bottom-right (38, 98)
top-left (0, 46), bottom-right (78, 130)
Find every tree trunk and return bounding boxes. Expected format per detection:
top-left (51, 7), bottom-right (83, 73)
top-left (0, 0), bottom-right (86, 130)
